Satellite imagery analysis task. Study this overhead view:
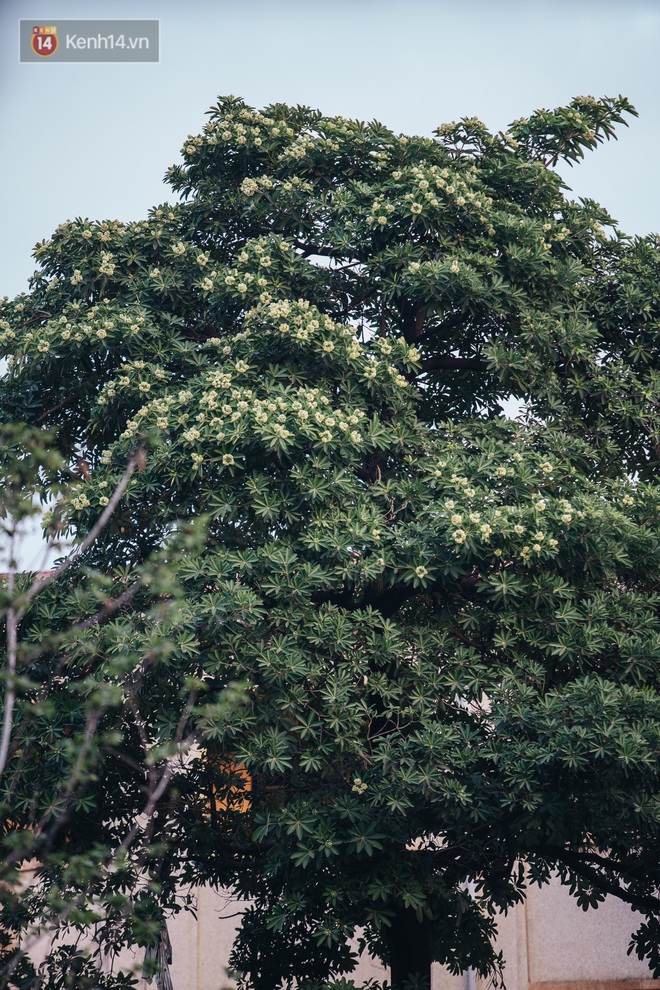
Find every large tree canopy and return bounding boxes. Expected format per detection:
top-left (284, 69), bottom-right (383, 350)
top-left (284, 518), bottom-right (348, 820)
top-left (2, 94), bottom-right (660, 990)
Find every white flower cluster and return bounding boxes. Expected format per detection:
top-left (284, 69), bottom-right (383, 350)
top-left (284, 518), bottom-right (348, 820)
top-left (99, 252), bottom-right (116, 277)
top-left (238, 173), bottom-right (314, 203)
top-left (0, 320), bottom-right (16, 346)
top-left (420, 452), bottom-right (594, 562)
top-left (391, 163), bottom-right (496, 235)
top-left (367, 195), bottom-right (397, 227)
top-left (110, 364), bottom-right (378, 470)
top-left (96, 355), bottom-right (164, 410)
top-left (8, 304), bottom-right (152, 362)
top-left (242, 296), bottom-right (417, 393)
top-left (280, 135), bottom-right (316, 160)
top-left (240, 178), bottom-right (260, 196)
top-left (191, 106), bottom-right (297, 154)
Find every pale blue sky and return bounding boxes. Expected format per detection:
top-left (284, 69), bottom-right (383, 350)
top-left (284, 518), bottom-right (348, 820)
top-left (2, 0), bottom-right (659, 566)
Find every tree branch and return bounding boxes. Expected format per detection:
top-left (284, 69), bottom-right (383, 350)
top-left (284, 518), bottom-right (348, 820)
top-left (0, 452), bottom-right (143, 783)
top-left (14, 449), bottom-right (143, 617)
top-left (292, 240), bottom-right (347, 261)
top-left (0, 575), bottom-right (17, 777)
top-left (541, 845), bottom-right (660, 915)
top-left (417, 310), bottom-right (469, 344)
top-left (419, 354), bottom-right (488, 374)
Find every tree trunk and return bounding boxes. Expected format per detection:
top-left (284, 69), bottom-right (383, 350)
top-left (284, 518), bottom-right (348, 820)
top-left (387, 907), bottom-right (432, 989)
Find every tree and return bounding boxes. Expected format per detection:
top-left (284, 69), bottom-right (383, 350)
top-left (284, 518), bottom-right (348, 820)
top-left (0, 424), bottom-right (244, 989)
top-left (1, 93), bottom-right (660, 990)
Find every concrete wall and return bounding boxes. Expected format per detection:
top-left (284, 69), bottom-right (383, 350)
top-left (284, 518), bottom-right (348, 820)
top-left (162, 878), bottom-right (660, 990)
top-left (473, 876), bottom-right (660, 990)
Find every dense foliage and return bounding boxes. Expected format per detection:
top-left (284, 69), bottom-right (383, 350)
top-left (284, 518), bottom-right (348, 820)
top-left (2, 93), bottom-right (660, 989)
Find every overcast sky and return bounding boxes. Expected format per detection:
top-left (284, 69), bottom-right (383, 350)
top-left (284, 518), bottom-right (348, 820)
top-left (2, 0), bottom-right (659, 564)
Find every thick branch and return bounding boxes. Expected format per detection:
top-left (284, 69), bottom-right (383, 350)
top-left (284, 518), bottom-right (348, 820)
top-left (542, 845), bottom-right (660, 915)
top-left (419, 354), bottom-right (488, 374)
top-left (417, 310), bottom-right (469, 344)
top-left (395, 298), bottom-right (422, 344)
top-left (292, 239), bottom-right (347, 261)
top-left (311, 582), bottom-right (417, 617)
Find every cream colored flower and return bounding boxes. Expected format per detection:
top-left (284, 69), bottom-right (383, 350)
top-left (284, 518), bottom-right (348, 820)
top-left (241, 178), bottom-right (259, 196)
